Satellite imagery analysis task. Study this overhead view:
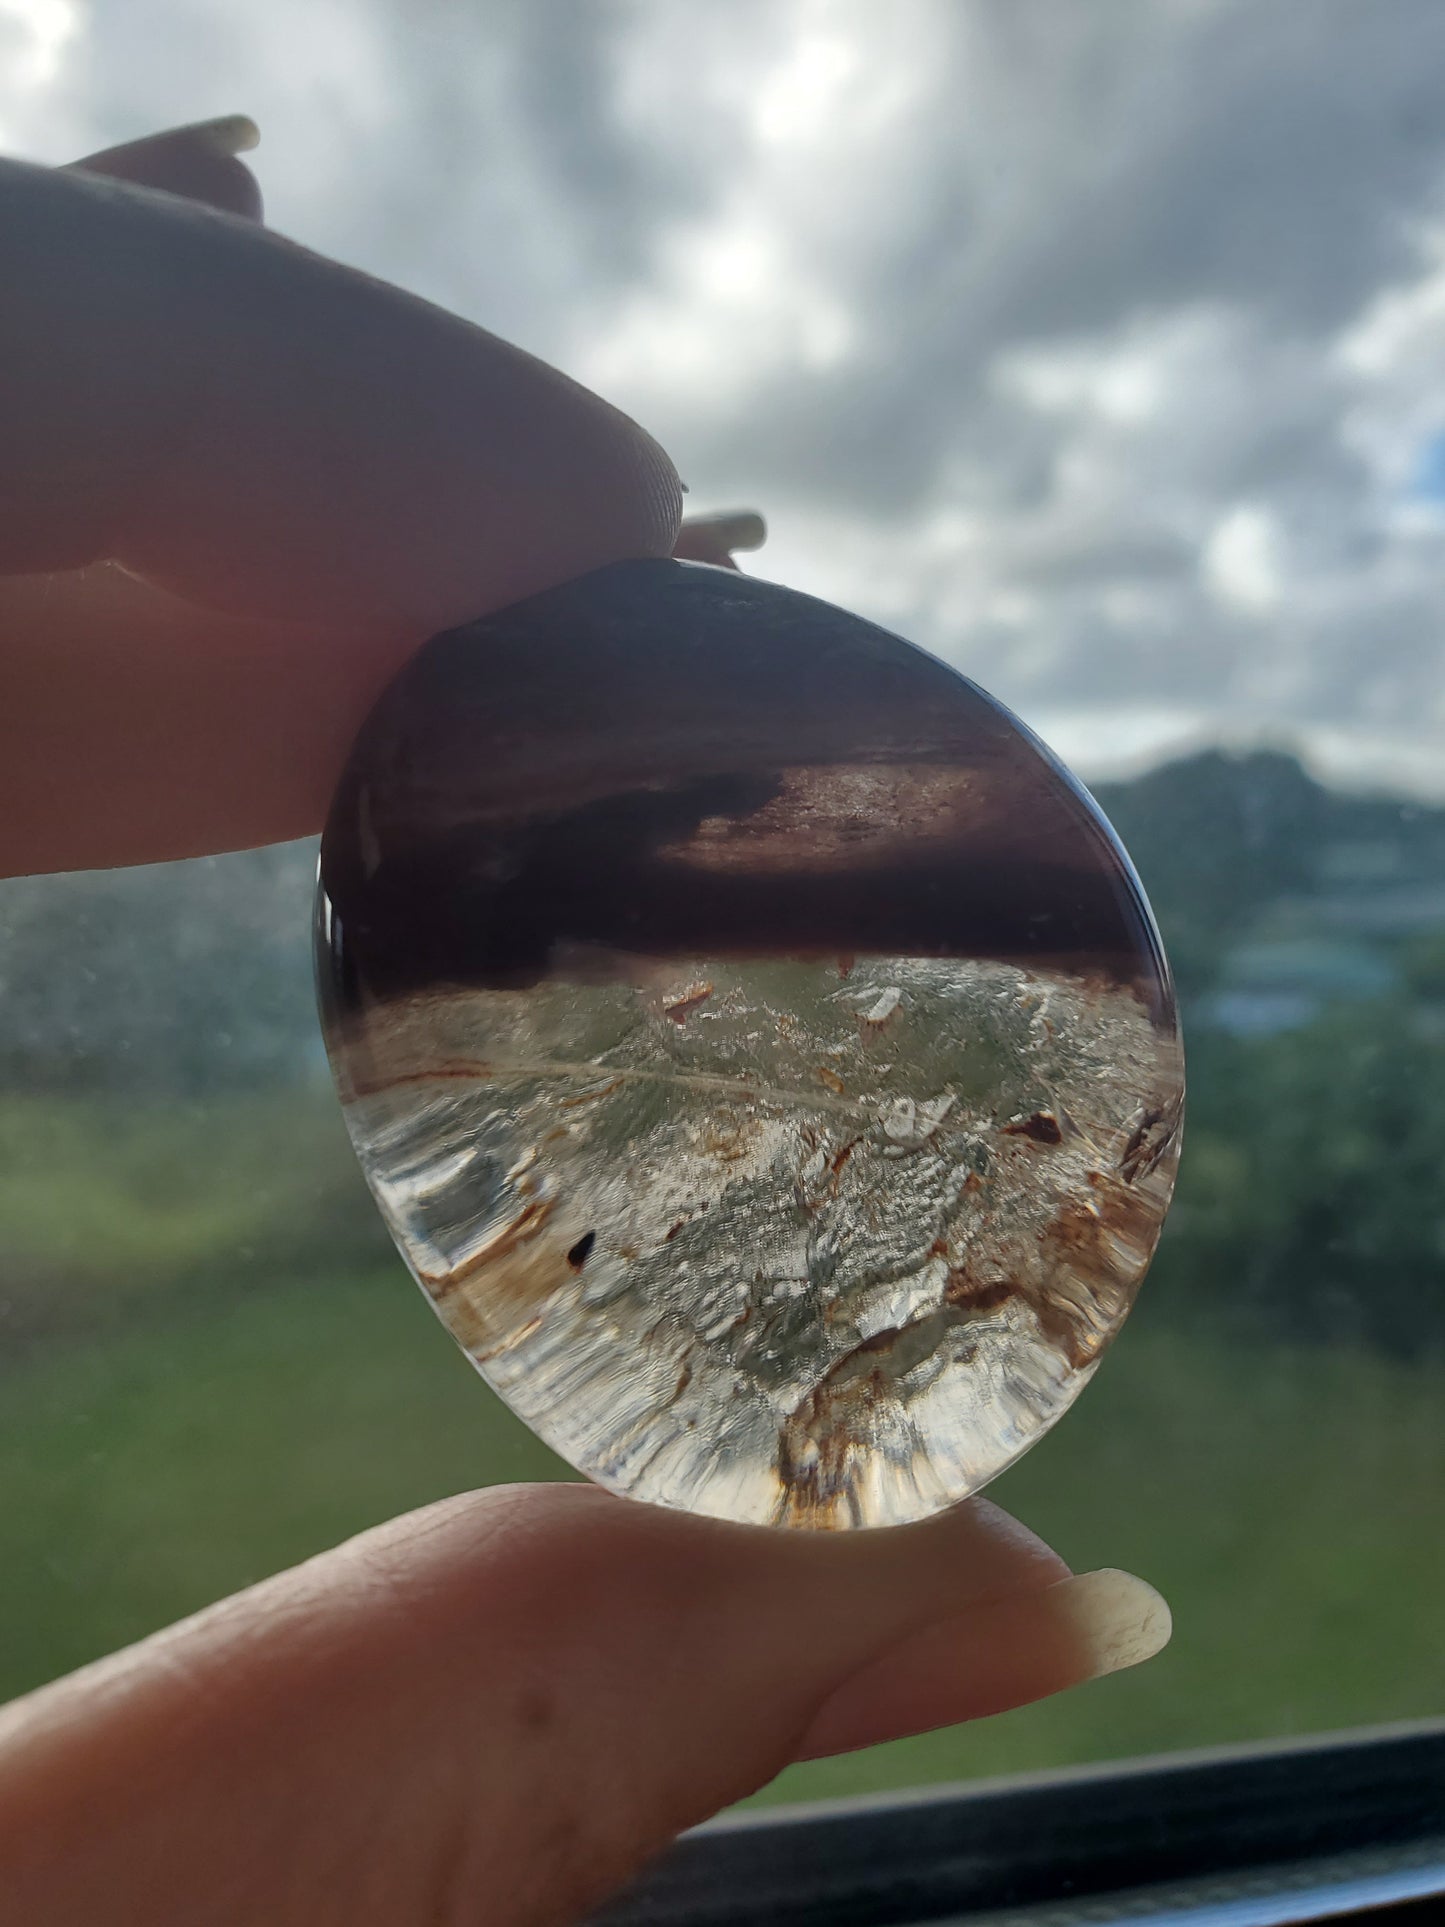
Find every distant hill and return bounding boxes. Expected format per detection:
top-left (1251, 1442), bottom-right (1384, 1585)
top-left (1094, 749), bottom-right (1445, 1003)
top-left (4, 746), bottom-right (1445, 1090)
top-left (5, 744), bottom-right (1445, 1352)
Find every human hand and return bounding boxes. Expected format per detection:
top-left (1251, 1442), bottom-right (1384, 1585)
top-left (0, 118), bottom-right (1171, 1926)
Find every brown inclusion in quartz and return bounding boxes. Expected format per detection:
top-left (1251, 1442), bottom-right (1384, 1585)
top-left (317, 559), bottom-right (1183, 1529)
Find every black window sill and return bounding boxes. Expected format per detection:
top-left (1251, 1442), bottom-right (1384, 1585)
top-left (591, 1721), bottom-right (1445, 1926)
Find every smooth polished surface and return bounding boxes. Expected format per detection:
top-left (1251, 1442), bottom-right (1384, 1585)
top-left (317, 560), bottom-right (1183, 1527)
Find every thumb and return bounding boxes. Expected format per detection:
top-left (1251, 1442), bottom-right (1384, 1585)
top-left (0, 1482), bottom-right (1168, 1927)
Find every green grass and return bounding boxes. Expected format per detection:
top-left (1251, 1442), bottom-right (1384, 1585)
top-left (0, 1088), bottom-right (387, 1351)
top-left (1, 1246), bottom-right (1440, 1809)
top-left (0, 1268), bottom-right (560, 1690)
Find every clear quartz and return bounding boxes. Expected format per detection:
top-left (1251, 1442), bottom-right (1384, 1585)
top-left (317, 558), bottom-right (1183, 1528)
top-left (330, 952), bottom-right (1180, 1527)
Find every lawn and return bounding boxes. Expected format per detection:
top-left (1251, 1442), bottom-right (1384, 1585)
top-left (1, 1228), bottom-right (1440, 1808)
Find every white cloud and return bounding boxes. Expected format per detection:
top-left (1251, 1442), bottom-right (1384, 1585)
top-left (0, 0), bottom-right (83, 149)
top-left (1204, 507), bottom-right (1283, 615)
top-left (9, 0), bottom-right (1445, 791)
top-left (577, 207), bottom-right (857, 412)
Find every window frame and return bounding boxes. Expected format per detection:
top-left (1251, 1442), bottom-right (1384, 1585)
top-left (592, 1721), bottom-right (1445, 1925)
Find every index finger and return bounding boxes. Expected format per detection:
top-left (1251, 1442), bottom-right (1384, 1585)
top-left (0, 148), bottom-right (681, 875)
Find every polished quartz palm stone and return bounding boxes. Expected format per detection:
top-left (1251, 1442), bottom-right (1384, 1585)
top-left (316, 559), bottom-right (1183, 1528)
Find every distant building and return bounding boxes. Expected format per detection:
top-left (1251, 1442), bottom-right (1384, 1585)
top-left (1202, 937), bottom-right (1399, 1036)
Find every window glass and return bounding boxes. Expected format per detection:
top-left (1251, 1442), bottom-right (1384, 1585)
top-left (2, 1), bottom-right (1442, 1813)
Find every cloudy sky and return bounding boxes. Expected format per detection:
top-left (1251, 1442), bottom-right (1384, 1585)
top-left (7, 0), bottom-right (1445, 792)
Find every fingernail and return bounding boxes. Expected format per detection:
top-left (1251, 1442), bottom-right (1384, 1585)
top-left (1045, 1568), bottom-right (1172, 1677)
top-left (682, 509), bottom-right (767, 551)
top-left (187, 114), bottom-right (260, 157)
top-left (716, 510), bottom-right (767, 550)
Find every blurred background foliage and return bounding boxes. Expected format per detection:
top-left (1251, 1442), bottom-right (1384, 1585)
top-left (1, 745), bottom-right (1442, 1804)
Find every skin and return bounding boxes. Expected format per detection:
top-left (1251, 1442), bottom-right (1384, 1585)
top-left (0, 120), bottom-right (1170, 1926)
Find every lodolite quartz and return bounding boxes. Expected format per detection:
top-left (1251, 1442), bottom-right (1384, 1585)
top-left (316, 559), bottom-right (1183, 1528)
